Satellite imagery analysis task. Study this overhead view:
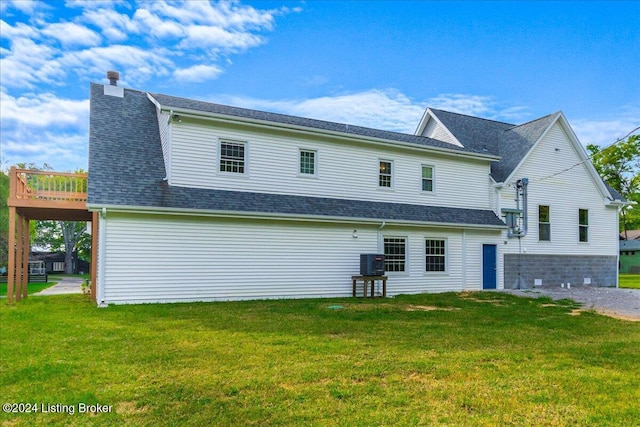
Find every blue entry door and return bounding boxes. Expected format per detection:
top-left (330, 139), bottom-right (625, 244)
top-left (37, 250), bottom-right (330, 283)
top-left (482, 244), bottom-right (497, 289)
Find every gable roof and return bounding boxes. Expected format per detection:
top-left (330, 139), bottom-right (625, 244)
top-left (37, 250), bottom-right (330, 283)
top-left (425, 109), bottom-right (623, 202)
top-left (88, 83), bottom-right (504, 229)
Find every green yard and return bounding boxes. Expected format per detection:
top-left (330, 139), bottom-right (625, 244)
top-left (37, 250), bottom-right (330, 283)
top-left (0, 281), bottom-right (55, 297)
top-left (619, 274), bottom-right (640, 289)
top-left (1, 292), bottom-right (639, 426)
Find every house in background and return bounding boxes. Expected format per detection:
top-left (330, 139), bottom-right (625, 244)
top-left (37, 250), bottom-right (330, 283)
top-left (30, 251), bottom-right (90, 275)
top-left (619, 240), bottom-right (640, 274)
top-left (620, 230), bottom-right (640, 240)
top-left (87, 75), bottom-right (623, 305)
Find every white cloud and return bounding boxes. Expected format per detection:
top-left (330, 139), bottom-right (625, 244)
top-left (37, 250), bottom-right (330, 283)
top-left (1, 131), bottom-right (88, 172)
top-left (179, 25), bottom-right (265, 52)
top-left (41, 21), bottom-right (102, 47)
top-left (220, 89), bottom-right (425, 133)
top-left (173, 64), bottom-right (223, 83)
top-left (133, 8), bottom-right (183, 39)
top-left (0, 1), bottom-right (295, 91)
top-left (0, 89), bottom-right (89, 127)
top-left (571, 108), bottom-right (640, 148)
top-left (0, 38), bottom-right (60, 88)
top-left (59, 45), bottom-right (174, 84)
top-left (81, 7), bottom-right (138, 42)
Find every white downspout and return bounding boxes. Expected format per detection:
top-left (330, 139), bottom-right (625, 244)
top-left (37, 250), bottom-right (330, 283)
top-left (377, 221), bottom-right (386, 253)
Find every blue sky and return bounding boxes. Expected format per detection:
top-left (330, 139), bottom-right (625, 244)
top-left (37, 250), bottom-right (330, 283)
top-left (1, 0), bottom-right (638, 172)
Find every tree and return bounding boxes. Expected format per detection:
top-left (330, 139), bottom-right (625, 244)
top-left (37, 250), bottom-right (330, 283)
top-left (587, 134), bottom-right (640, 235)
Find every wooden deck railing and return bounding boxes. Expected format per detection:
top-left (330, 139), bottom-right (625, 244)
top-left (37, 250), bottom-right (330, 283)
top-left (9, 167), bottom-right (88, 206)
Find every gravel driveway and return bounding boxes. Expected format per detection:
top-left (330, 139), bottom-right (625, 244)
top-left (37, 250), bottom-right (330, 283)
top-left (499, 287), bottom-right (640, 321)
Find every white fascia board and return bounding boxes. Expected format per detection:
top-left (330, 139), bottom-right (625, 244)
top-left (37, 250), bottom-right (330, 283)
top-left (150, 99), bottom-right (498, 162)
top-left (86, 203), bottom-right (507, 231)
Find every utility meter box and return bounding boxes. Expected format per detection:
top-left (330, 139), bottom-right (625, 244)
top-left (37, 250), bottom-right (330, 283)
top-left (360, 254), bottom-right (385, 276)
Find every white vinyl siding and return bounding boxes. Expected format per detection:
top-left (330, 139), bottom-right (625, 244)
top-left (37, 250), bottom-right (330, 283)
top-left (420, 117), bottom-right (461, 146)
top-left (156, 110), bottom-right (171, 179)
top-left (498, 122), bottom-right (618, 257)
top-left (98, 213), bottom-right (501, 304)
top-left (169, 120), bottom-right (492, 209)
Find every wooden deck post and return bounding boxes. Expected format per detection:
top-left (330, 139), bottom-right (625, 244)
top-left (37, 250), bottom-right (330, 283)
top-left (91, 211), bottom-right (98, 302)
top-left (22, 216), bottom-right (30, 299)
top-left (15, 212), bottom-right (23, 302)
top-left (7, 207), bottom-right (16, 304)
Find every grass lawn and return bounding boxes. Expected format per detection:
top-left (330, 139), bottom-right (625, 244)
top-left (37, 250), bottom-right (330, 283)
top-left (619, 274), bottom-right (640, 289)
top-left (1, 293), bottom-right (639, 426)
top-left (0, 281), bottom-right (56, 297)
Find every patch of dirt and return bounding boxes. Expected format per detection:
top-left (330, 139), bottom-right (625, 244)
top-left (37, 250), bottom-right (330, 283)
top-left (117, 401), bottom-right (148, 415)
top-left (405, 305), bottom-right (461, 312)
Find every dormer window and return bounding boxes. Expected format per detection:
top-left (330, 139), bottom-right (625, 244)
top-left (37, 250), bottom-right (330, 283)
top-left (379, 160), bottom-right (393, 188)
top-left (220, 140), bottom-right (245, 174)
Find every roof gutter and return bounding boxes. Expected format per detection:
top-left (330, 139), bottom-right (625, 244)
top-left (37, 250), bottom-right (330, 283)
top-left (86, 203), bottom-right (507, 231)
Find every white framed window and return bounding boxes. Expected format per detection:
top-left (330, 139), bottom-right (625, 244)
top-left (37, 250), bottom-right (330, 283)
top-left (219, 140), bottom-right (246, 174)
top-left (384, 237), bottom-right (406, 272)
top-left (53, 262), bottom-right (65, 272)
top-left (421, 165), bottom-right (434, 192)
top-left (538, 205), bottom-right (550, 241)
top-left (379, 160), bottom-right (393, 188)
top-left (579, 209), bottom-right (589, 242)
top-left (299, 149), bottom-right (317, 176)
top-left (425, 239), bottom-right (447, 272)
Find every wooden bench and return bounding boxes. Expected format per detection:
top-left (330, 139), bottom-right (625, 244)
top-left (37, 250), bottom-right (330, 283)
top-left (352, 275), bottom-right (387, 298)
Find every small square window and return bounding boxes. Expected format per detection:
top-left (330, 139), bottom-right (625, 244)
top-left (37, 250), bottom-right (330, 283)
top-left (422, 165), bottom-right (434, 192)
top-left (379, 161), bottom-right (392, 188)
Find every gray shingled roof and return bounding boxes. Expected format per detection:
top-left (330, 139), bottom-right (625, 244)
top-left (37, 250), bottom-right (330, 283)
top-left (88, 83), bottom-right (504, 228)
top-left (149, 93), bottom-right (497, 157)
top-left (429, 109), bottom-right (560, 182)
